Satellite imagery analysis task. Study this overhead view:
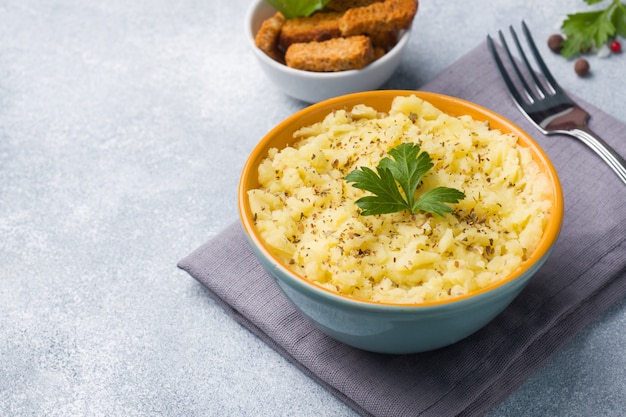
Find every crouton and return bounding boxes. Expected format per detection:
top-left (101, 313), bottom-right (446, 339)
top-left (368, 30), bottom-right (398, 51)
top-left (278, 12), bottom-right (343, 50)
top-left (285, 35), bottom-right (375, 72)
top-left (324, 0), bottom-right (383, 13)
top-left (339, 0), bottom-right (418, 36)
top-left (372, 46), bottom-right (386, 61)
top-left (254, 12), bottom-right (286, 62)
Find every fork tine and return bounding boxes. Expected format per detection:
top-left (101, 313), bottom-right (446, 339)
top-left (497, 29), bottom-right (538, 104)
top-left (509, 25), bottom-right (550, 98)
top-left (520, 21), bottom-right (564, 96)
top-left (486, 34), bottom-right (528, 107)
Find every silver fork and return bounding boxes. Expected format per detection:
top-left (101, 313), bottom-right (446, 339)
top-left (487, 21), bottom-right (626, 185)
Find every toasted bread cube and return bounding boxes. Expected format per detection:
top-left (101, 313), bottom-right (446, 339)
top-left (285, 35), bottom-right (375, 72)
top-left (369, 30), bottom-right (398, 51)
top-left (339, 0), bottom-right (418, 36)
top-left (324, 0), bottom-right (383, 12)
top-left (254, 12), bottom-right (286, 62)
top-left (278, 12), bottom-right (343, 50)
top-left (372, 45), bottom-right (386, 60)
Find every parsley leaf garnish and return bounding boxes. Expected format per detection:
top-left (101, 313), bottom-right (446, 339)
top-left (560, 0), bottom-right (626, 58)
top-left (265, 0), bottom-right (331, 19)
top-left (345, 143), bottom-right (465, 216)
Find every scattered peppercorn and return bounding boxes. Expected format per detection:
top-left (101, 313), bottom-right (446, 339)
top-left (574, 58), bottom-right (590, 77)
top-left (610, 40), bottom-right (622, 53)
top-left (548, 34), bottom-right (564, 53)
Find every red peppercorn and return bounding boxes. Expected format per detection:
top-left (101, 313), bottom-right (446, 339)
top-left (610, 40), bottom-right (621, 53)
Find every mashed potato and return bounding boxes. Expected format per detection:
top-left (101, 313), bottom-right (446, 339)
top-left (248, 95), bottom-right (552, 303)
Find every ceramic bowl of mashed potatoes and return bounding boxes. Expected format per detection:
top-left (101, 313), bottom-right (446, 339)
top-left (239, 90), bottom-right (563, 354)
top-left (245, 0), bottom-right (416, 103)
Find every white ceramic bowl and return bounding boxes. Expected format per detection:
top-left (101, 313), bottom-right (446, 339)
top-left (245, 0), bottom-right (412, 103)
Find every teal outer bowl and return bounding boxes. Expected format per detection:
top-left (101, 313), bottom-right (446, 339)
top-left (245, 237), bottom-right (554, 354)
top-left (239, 90), bottom-right (563, 354)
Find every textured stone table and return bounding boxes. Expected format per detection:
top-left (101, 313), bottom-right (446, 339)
top-left (1, 0), bottom-right (625, 415)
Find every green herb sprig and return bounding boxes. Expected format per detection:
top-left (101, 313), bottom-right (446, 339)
top-left (560, 0), bottom-right (626, 58)
top-left (345, 143), bottom-right (465, 217)
top-left (265, 0), bottom-right (331, 19)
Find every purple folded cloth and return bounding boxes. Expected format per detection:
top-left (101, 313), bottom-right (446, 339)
top-left (178, 41), bottom-right (626, 417)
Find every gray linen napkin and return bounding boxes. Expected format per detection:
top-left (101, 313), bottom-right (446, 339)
top-left (178, 41), bottom-right (626, 417)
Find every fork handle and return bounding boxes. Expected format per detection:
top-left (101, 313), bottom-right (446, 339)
top-left (568, 127), bottom-right (626, 185)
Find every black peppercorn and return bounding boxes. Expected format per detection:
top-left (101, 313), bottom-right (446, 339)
top-left (574, 58), bottom-right (590, 77)
top-left (548, 34), bottom-right (564, 53)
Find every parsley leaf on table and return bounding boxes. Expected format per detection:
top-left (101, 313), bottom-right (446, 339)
top-left (561, 0), bottom-right (626, 58)
top-left (614, 3), bottom-right (626, 35)
top-left (345, 143), bottom-right (465, 217)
